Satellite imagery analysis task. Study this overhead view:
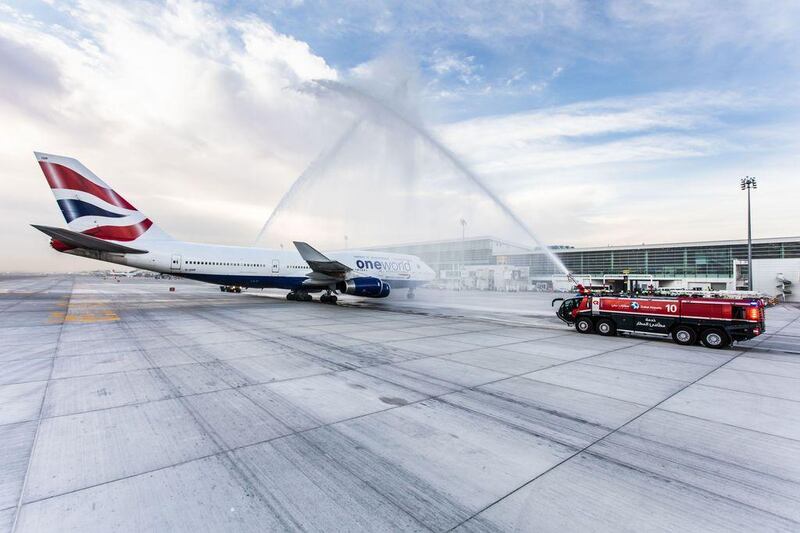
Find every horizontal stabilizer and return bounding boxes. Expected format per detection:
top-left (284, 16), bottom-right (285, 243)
top-left (31, 225), bottom-right (148, 254)
top-left (293, 241), bottom-right (351, 276)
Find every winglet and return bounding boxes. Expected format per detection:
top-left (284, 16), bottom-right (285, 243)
top-left (293, 241), bottom-right (351, 275)
top-left (293, 241), bottom-right (332, 262)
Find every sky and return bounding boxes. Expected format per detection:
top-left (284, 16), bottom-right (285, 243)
top-left (1, 0), bottom-right (799, 272)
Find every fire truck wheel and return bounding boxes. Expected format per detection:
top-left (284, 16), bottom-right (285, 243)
top-left (671, 326), bottom-right (697, 346)
top-left (575, 317), bottom-right (594, 334)
top-left (596, 318), bottom-right (616, 336)
top-left (700, 328), bottom-right (730, 349)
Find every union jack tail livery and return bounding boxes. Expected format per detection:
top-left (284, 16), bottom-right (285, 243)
top-left (35, 152), bottom-right (171, 250)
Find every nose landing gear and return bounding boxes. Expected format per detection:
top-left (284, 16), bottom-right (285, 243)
top-left (220, 286), bottom-right (242, 293)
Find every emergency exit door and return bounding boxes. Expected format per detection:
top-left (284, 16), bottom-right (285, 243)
top-left (272, 259), bottom-right (280, 273)
top-left (170, 254), bottom-right (182, 271)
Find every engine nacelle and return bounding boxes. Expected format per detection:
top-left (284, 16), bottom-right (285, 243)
top-left (337, 277), bottom-right (391, 298)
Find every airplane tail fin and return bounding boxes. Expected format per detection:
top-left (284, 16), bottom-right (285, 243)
top-left (34, 152), bottom-right (171, 244)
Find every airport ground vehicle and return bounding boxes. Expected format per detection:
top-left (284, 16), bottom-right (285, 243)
top-left (552, 293), bottom-right (766, 348)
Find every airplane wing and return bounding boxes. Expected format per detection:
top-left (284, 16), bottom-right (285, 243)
top-left (32, 224), bottom-right (149, 254)
top-left (293, 241), bottom-right (351, 276)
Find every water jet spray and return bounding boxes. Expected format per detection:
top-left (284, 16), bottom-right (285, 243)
top-left (309, 79), bottom-right (572, 277)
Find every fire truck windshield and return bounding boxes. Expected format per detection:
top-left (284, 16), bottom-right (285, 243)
top-left (557, 297), bottom-right (582, 322)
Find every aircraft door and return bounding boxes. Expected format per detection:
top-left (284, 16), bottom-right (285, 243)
top-left (272, 259), bottom-right (280, 274)
top-left (170, 254), bottom-right (182, 271)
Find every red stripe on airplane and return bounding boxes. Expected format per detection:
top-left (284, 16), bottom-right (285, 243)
top-left (39, 162), bottom-right (137, 211)
top-left (50, 239), bottom-right (75, 252)
top-left (82, 219), bottom-right (153, 241)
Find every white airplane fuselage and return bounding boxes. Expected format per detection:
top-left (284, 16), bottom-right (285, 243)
top-left (66, 240), bottom-right (435, 292)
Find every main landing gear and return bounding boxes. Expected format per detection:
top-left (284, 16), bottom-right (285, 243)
top-left (406, 288), bottom-right (415, 300)
top-left (320, 291), bottom-right (338, 305)
top-left (286, 290), bottom-right (338, 304)
top-left (286, 290), bottom-right (312, 302)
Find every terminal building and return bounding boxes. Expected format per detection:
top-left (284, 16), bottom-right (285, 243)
top-left (370, 236), bottom-right (800, 299)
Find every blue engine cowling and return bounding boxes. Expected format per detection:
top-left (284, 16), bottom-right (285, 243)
top-left (337, 277), bottom-right (391, 298)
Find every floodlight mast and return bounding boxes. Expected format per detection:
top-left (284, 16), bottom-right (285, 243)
top-left (741, 176), bottom-right (757, 290)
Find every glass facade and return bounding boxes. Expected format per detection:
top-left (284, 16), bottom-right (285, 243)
top-left (516, 241), bottom-right (800, 278)
top-left (373, 237), bottom-right (800, 280)
top-left (374, 238), bottom-right (508, 273)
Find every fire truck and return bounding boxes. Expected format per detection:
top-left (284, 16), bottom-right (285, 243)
top-left (552, 291), bottom-right (766, 348)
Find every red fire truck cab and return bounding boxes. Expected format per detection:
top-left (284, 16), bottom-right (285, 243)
top-left (552, 294), bottom-right (765, 348)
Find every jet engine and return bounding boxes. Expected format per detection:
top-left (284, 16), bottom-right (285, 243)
top-left (337, 277), bottom-right (391, 298)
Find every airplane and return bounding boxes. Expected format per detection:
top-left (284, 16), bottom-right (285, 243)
top-left (31, 152), bottom-right (436, 303)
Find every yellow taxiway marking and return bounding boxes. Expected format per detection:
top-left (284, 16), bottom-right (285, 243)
top-left (50, 298), bottom-right (119, 324)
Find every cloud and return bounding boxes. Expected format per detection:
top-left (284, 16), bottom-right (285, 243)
top-left (0, 0), bottom-right (341, 271)
top-left (434, 88), bottom-right (800, 246)
top-left (426, 48), bottom-right (482, 86)
top-left (607, 0), bottom-right (800, 51)
top-left (440, 91), bottom-right (766, 172)
top-left (438, 90), bottom-right (744, 172)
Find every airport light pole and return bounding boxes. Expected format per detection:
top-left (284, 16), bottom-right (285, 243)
top-left (741, 176), bottom-right (757, 290)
